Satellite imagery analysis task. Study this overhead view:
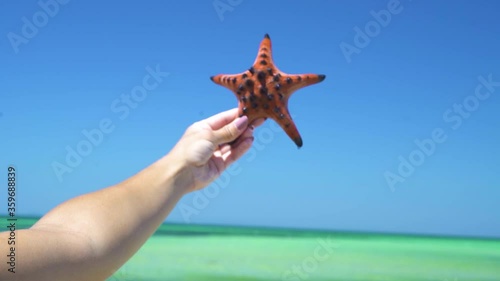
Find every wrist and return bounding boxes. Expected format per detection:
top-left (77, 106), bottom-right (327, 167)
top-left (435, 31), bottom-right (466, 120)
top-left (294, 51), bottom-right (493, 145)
top-left (160, 148), bottom-right (196, 196)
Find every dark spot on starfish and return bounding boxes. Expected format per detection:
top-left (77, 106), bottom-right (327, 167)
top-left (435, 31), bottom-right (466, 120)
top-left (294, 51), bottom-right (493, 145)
top-left (260, 86), bottom-right (268, 95)
top-left (248, 67), bottom-right (255, 75)
top-left (264, 33), bottom-right (270, 39)
top-left (232, 77), bottom-right (237, 84)
top-left (242, 73), bottom-right (248, 79)
top-left (245, 79), bottom-right (254, 88)
top-left (285, 123), bottom-right (290, 128)
top-left (238, 84), bottom-right (245, 92)
top-left (297, 76), bottom-right (302, 82)
top-left (210, 76), bottom-right (215, 81)
top-left (257, 71), bottom-right (266, 84)
top-left (278, 93), bottom-right (284, 100)
top-left (273, 74), bottom-right (281, 82)
top-left (267, 68), bottom-right (273, 75)
top-left (274, 106), bottom-right (280, 113)
top-left (260, 53), bottom-right (268, 58)
top-left (318, 74), bottom-right (326, 81)
top-left (286, 77), bottom-right (292, 84)
top-left (260, 60), bottom-right (267, 65)
top-left (306, 76), bottom-right (310, 80)
top-left (241, 96), bottom-right (247, 103)
top-left (275, 84), bottom-right (281, 90)
top-left (252, 103), bottom-right (258, 109)
top-left (249, 94), bottom-right (256, 102)
top-left (263, 104), bottom-right (269, 109)
top-left (242, 107), bottom-right (248, 114)
top-left (279, 113), bottom-right (285, 119)
top-left (262, 47), bottom-right (268, 51)
top-left (267, 94), bottom-right (274, 100)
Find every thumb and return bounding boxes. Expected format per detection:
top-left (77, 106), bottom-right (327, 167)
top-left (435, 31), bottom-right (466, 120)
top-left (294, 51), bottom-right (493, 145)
top-left (212, 116), bottom-right (248, 145)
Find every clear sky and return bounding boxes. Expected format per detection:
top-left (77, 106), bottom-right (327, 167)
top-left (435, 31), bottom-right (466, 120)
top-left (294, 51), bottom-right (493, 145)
top-left (1, 0), bottom-right (499, 238)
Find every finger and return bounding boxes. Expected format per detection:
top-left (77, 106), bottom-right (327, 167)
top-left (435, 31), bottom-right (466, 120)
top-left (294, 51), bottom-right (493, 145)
top-left (203, 108), bottom-right (239, 130)
top-left (241, 126), bottom-right (255, 139)
top-left (223, 136), bottom-right (254, 166)
top-left (219, 143), bottom-right (231, 155)
top-left (250, 118), bottom-right (266, 128)
top-left (212, 115), bottom-right (248, 145)
top-left (218, 124), bottom-right (252, 155)
top-left (230, 126), bottom-right (254, 148)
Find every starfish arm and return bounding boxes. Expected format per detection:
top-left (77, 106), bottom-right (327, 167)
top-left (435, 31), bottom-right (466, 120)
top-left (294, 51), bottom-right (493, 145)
top-left (278, 73), bottom-right (326, 97)
top-left (210, 67), bottom-right (259, 92)
top-left (210, 73), bottom-right (241, 90)
top-left (282, 120), bottom-right (303, 148)
top-left (269, 104), bottom-right (303, 148)
top-left (253, 33), bottom-right (274, 67)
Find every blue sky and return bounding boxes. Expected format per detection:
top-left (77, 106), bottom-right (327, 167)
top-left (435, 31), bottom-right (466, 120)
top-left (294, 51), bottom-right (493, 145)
top-left (1, 0), bottom-right (499, 238)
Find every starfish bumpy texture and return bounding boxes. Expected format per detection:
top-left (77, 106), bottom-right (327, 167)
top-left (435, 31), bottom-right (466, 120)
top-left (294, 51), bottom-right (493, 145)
top-left (210, 34), bottom-right (326, 148)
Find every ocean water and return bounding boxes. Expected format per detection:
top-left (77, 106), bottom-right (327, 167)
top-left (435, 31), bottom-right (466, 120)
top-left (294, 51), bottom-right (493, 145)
top-left (8, 217), bottom-right (500, 280)
top-left (110, 224), bottom-right (500, 281)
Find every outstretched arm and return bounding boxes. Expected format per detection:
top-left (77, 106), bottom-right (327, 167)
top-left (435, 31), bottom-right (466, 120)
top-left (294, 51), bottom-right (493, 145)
top-left (0, 108), bottom-right (262, 281)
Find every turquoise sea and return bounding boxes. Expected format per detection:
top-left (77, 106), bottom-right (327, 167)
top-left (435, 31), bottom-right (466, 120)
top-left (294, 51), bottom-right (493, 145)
top-left (9, 217), bottom-right (500, 281)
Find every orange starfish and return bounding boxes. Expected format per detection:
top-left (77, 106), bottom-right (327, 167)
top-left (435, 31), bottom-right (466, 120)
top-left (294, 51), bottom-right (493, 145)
top-left (210, 34), bottom-right (326, 148)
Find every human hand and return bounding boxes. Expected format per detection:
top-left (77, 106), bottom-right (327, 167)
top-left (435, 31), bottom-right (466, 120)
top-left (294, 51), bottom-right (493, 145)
top-left (170, 108), bottom-right (265, 193)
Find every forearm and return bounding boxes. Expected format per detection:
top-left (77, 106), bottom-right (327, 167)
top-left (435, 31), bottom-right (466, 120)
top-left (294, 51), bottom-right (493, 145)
top-left (0, 109), bottom-right (251, 280)
top-left (30, 151), bottom-right (191, 279)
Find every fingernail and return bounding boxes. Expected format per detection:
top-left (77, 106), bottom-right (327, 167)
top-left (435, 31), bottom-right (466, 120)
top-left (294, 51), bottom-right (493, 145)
top-left (235, 116), bottom-right (248, 130)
